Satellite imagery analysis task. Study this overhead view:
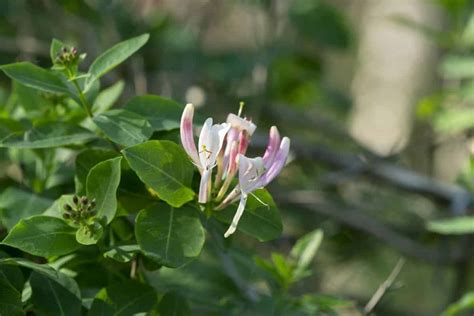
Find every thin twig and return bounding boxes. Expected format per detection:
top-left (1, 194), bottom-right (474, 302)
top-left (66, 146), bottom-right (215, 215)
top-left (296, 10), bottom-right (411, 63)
top-left (364, 258), bottom-right (406, 315)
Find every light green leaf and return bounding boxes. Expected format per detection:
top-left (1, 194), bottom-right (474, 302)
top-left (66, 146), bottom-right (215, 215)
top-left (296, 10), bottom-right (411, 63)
top-left (103, 244), bottom-right (140, 263)
top-left (215, 189), bottom-right (282, 241)
top-left (2, 216), bottom-right (81, 257)
top-left (93, 109), bottom-right (153, 147)
top-left (50, 38), bottom-right (66, 64)
top-left (0, 187), bottom-right (53, 230)
top-left (443, 292), bottom-right (474, 316)
top-left (86, 157), bottom-right (122, 224)
top-left (427, 216), bottom-right (474, 235)
top-left (434, 108), bottom-right (474, 134)
top-left (135, 204), bottom-right (205, 268)
top-left (92, 80), bottom-right (124, 114)
top-left (122, 140), bottom-right (195, 207)
top-left (76, 222), bottom-right (104, 245)
top-left (85, 34), bottom-right (149, 90)
top-left (440, 56), bottom-right (474, 79)
top-left (124, 95), bottom-right (184, 131)
top-left (0, 123), bottom-right (95, 148)
top-left (157, 291), bottom-right (191, 316)
top-left (290, 229), bottom-right (323, 280)
top-left (88, 281), bottom-right (157, 316)
top-left (0, 62), bottom-right (70, 94)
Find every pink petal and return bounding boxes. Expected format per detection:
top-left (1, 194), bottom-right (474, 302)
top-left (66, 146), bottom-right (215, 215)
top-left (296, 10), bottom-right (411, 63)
top-left (180, 104), bottom-right (200, 167)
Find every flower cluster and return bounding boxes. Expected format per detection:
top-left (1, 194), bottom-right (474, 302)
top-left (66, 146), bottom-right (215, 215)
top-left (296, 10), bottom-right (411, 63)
top-left (180, 103), bottom-right (290, 237)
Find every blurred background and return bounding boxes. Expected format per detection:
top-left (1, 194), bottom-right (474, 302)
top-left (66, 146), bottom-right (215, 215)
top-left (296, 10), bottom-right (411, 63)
top-left (1, 0), bottom-right (474, 315)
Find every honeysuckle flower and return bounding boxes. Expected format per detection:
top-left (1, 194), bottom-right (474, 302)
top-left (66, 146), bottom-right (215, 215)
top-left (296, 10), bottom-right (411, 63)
top-left (224, 136), bottom-right (290, 238)
top-left (197, 118), bottom-right (229, 203)
top-left (180, 103), bottom-right (230, 203)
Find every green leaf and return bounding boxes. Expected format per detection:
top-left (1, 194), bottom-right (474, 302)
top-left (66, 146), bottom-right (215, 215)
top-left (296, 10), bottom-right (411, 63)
top-left (124, 95), bottom-right (184, 131)
top-left (30, 271), bottom-right (81, 316)
top-left (0, 123), bottom-right (95, 148)
top-left (85, 34), bottom-right (149, 90)
top-left (440, 56), bottom-right (474, 79)
top-left (434, 107), bottom-right (474, 134)
top-left (50, 38), bottom-right (66, 64)
top-left (2, 216), bottom-right (81, 257)
top-left (75, 149), bottom-right (119, 195)
top-left (122, 140), bottom-right (195, 207)
top-left (103, 244), bottom-right (140, 263)
top-left (157, 291), bottom-right (191, 316)
top-left (0, 187), bottom-right (53, 230)
top-left (93, 109), bottom-right (153, 147)
top-left (135, 204), bottom-right (205, 268)
top-left (0, 274), bottom-right (23, 316)
top-left (0, 118), bottom-right (24, 141)
top-left (215, 189), bottom-right (282, 241)
top-left (0, 62), bottom-right (70, 94)
top-left (0, 251), bottom-right (25, 294)
top-left (290, 229), bottom-right (323, 278)
top-left (92, 80), bottom-right (124, 114)
top-left (88, 281), bottom-right (157, 316)
top-left (76, 222), bottom-right (104, 245)
top-left (0, 258), bottom-right (81, 316)
top-left (86, 157), bottom-right (122, 224)
top-left (442, 292), bottom-right (474, 316)
top-left (427, 216), bottom-right (474, 235)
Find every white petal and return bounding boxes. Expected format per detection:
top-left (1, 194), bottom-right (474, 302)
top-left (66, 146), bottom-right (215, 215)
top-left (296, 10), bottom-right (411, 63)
top-left (224, 194), bottom-right (248, 238)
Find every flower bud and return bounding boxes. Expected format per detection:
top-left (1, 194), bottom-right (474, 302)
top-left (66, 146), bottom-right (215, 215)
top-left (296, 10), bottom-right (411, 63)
top-left (63, 204), bottom-right (72, 211)
top-left (73, 195), bottom-right (79, 205)
top-left (80, 196), bottom-right (89, 205)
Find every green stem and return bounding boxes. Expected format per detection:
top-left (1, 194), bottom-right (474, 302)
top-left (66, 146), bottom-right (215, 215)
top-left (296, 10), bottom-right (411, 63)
top-left (66, 67), bottom-right (93, 117)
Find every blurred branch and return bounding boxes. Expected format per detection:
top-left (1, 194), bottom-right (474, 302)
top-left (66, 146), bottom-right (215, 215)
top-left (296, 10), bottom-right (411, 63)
top-left (277, 190), bottom-right (467, 265)
top-left (364, 258), bottom-right (405, 315)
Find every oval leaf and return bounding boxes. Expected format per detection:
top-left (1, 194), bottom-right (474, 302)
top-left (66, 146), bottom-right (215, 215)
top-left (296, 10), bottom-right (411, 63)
top-left (124, 95), bottom-right (184, 131)
top-left (88, 281), bottom-right (157, 316)
top-left (122, 140), bottom-right (195, 207)
top-left (0, 123), bottom-right (95, 149)
top-left (93, 109), bottom-right (153, 147)
top-left (86, 157), bottom-right (122, 224)
top-left (86, 33), bottom-right (149, 90)
top-left (136, 204), bottom-right (205, 268)
top-left (76, 222), bottom-right (104, 245)
top-left (157, 291), bottom-right (191, 316)
top-left (2, 216), bottom-right (81, 257)
top-left (0, 62), bottom-right (70, 94)
top-left (215, 189), bottom-right (282, 241)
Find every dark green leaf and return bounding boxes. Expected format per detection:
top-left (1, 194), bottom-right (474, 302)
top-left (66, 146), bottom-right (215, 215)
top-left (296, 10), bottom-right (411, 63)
top-left (0, 62), bottom-right (70, 94)
top-left (75, 149), bottom-right (119, 195)
top-left (103, 244), bottom-right (140, 263)
top-left (124, 95), bottom-right (184, 131)
top-left (215, 189), bottom-right (282, 241)
top-left (135, 204), bottom-right (205, 268)
top-left (0, 274), bottom-right (23, 316)
top-left (157, 291), bottom-right (191, 316)
top-left (122, 140), bottom-right (195, 207)
top-left (88, 281), bottom-right (157, 316)
top-left (0, 188), bottom-right (53, 230)
top-left (86, 157), bottom-right (122, 224)
top-left (2, 216), bottom-right (81, 257)
top-left (0, 123), bottom-right (95, 148)
top-left (93, 109), bottom-right (153, 147)
top-left (85, 34), bottom-right (149, 90)
top-left (30, 271), bottom-right (81, 316)
top-left (0, 258), bottom-right (81, 316)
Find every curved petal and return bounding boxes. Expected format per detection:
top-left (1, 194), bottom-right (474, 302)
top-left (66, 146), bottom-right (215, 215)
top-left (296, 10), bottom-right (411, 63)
top-left (226, 113), bottom-right (257, 135)
top-left (198, 119), bottom-right (229, 169)
top-left (180, 103), bottom-right (200, 167)
top-left (262, 126), bottom-right (281, 169)
top-left (224, 194), bottom-right (248, 238)
top-left (257, 137), bottom-right (290, 187)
